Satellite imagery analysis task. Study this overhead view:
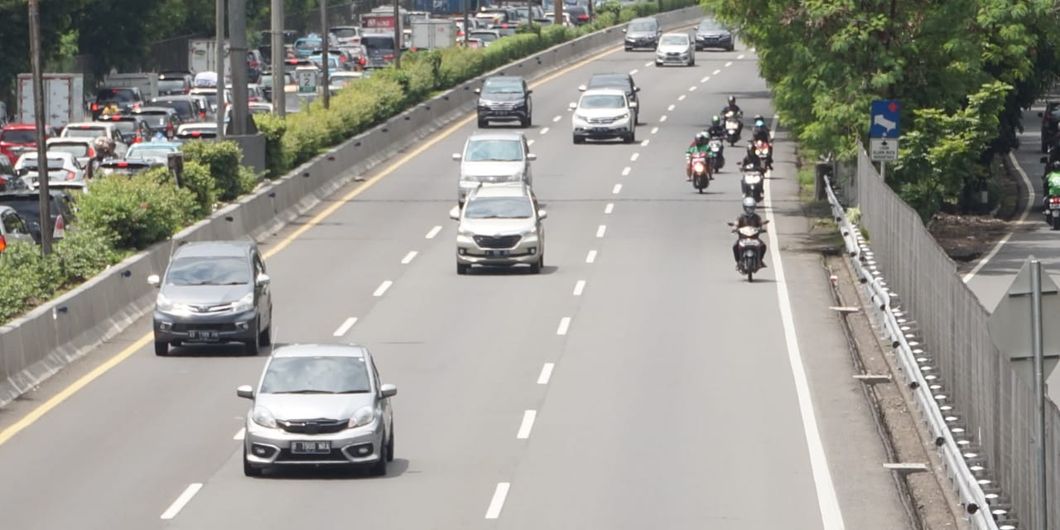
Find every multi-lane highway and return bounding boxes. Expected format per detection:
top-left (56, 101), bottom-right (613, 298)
top-left (0, 25), bottom-right (911, 529)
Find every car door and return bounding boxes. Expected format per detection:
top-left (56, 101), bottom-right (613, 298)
top-left (253, 251), bottom-right (271, 327)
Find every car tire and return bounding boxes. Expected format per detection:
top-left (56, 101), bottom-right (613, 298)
top-left (625, 46), bottom-right (632, 51)
top-left (386, 424), bottom-right (395, 462)
top-left (655, 61), bottom-right (662, 67)
top-left (154, 340), bottom-right (169, 356)
top-left (529, 257), bottom-right (542, 274)
top-left (370, 438), bottom-right (388, 476)
top-left (243, 447), bottom-right (263, 477)
top-left (477, 117), bottom-right (487, 128)
top-left (245, 321), bottom-right (261, 356)
top-left (573, 135), bottom-right (584, 144)
top-left (457, 262), bottom-right (470, 275)
top-left (259, 324), bottom-right (271, 347)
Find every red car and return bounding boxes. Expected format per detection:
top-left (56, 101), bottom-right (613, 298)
top-left (0, 124), bottom-right (42, 165)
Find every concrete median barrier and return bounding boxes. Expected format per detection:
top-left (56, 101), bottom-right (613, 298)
top-left (0, 6), bottom-right (705, 408)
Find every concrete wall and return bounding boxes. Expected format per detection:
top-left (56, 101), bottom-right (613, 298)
top-left (0, 6), bottom-right (705, 408)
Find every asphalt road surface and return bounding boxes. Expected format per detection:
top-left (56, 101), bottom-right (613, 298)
top-left (0, 25), bottom-right (910, 530)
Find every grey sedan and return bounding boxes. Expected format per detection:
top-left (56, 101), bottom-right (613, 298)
top-left (238, 344), bottom-right (397, 477)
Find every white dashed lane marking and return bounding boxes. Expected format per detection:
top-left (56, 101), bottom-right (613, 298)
top-left (629, 68), bottom-right (639, 75)
top-left (160, 484), bottom-right (203, 520)
top-left (333, 317), bottom-right (358, 337)
top-left (612, 184), bottom-right (623, 194)
top-left (596, 225), bottom-right (607, 238)
top-left (668, 104), bottom-right (675, 111)
top-left (556, 317), bottom-right (572, 336)
top-left (689, 86), bottom-right (697, 92)
top-left (640, 139), bottom-right (649, 146)
top-left (516, 410), bottom-right (537, 439)
top-left (660, 115), bottom-right (668, 122)
top-left (401, 251), bottom-right (418, 264)
top-left (712, 69), bottom-right (721, 75)
top-left (373, 281), bottom-right (393, 297)
top-left (573, 280), bottom-right (586, 296)
top-left (233, 428), bottom-right (245, 440)
top-left (622, 166), bottom-right (631, 176)
top-left (678, 94), bottom-right (686, 101)
top-left (485, 483), bottom-right (511, 519)
top-left (701, 76), bottom-right (710, 83)
top-left (552, 115), bottom-right (561, 122)
top-left (540, 127), bottom-right (550, 135)
top-left (425, 225), bottom-right (442, 239)
top-left (537, 363), bottom-right (555, 384)
top-left (630, 152), bottom-right (639, 162)
top-left (586, 250), bottom-right (598, 263)
top-left (604, 203), bottom-right (614, 214)
top-left (737, 54), bottom-right (745, 59)
top-left (725, 61), bottom-right (733, 67)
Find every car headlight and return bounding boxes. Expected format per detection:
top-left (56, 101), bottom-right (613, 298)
top-left (348, 406), bottom-right (375, 428)
top-left (232, 292), bottom-right (254, 313)
top-left (251, 406), bottom-right (277, 428)
top-left (156, 293), bottom-right (192, 315)
top-left (573, 113), bottom-right (589, 122)
top-left (617, 113), bottom-right (631, 122)
top-left (458, 226), bottom-right (476, 237)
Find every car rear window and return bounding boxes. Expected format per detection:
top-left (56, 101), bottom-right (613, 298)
top-left (48, 144), bottom-right (89, 157)
top-left (151, 100), bottom-right (194, 120)
top-left (158, 80), bottom-right (186, 93)
top-left (362, 36), bottom-right (395, 51)
top-left (63, 126), bottom-right (107, 139)
top-left (110, 121), bottom-right (137, 134)
top-left (96, 88), bottom-right (137, 102)
top-left (332, 28), bottom-right (358, 38)
top-left (1, 129), bottom-right (36, 144)
top-left (138, 115), bottom-right (168, 127)
top-left (22, 157), bottom-right (67, 169)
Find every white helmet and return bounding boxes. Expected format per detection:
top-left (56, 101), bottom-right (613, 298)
top-left (742, 197), bottom-right (756, 215)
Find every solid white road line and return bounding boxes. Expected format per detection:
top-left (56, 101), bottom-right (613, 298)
top-left (586, 250), bottom-right (598, 263)
top-left (641, 139), bottom-right (650, 147)
top-left (612, 184), bottom-right (623, 194)
top-left (425, 225), bottom-right (442, 239)
top-left (660, 115), bottom-right (668, 122)
top-left (233, 428), bottom-right (245, 440)
top-left (604, 203), bottom-right (614, 214)
top-left (725, 61), bottom-right (733, 67)
top-left (160, 483), bottom-right (203, 520)
top-left (373, 281), bottom-right (393, 297)
top-left (701, 76), bottom-right (710, 83)
top-left (651, 127), bottom-right (660, 134)
top-left (962, 151), bottom-right (1035, 282)
top-left (630, 152), bottom-right (639, 162)
top-left (596, 225), bottom-right (607, 238)
top-left (540, 127), bottom-right (550, 135)
top-left (622, 166), bottom-right (631, 176)
top-left (678, 94), bottom-right (686, 101)
top-left (556, 317), bottom-right (572, 335)
top-left (629, 68), bottom-right (639, 75)
top-left (689, 86), bottom-right (697, 92)
top-left (712, 69), bottom-right (721, 75)
top-left (573, 280), bottom-right (586, 296)
top-left (552, 115), bottom-right (562, 122)
top-left (761, 116), bottom-right (845, 529)
top-left (668, 104), bottom-right (676, 111)
top-left (333, 317), bottom-right (358, 337)
top-left (537, 363), bottom-right (555, 384)
top-left (737, 54), bottom-right (745, 59)
top-left (401, 251), bottom-right (418, 264)
top-left (484, 483), bottom-right (511, 519)
top-left (516, 410), bottom-right (537, 439)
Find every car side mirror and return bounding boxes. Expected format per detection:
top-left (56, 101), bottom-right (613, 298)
top-left (1042, 156), bottom-right (1049, 164)
top-left (147, 274), bottom-right (161, 287)
top-left (577, 85), bottom-right (587, 92)
top-left (538, 209), bottom-right (548, 220)
top-left (237, 385), bottom-right (254, 399)
top-left (634, 86), bottom-right (640, 92)
top-left (621, 28), bottom-right (626, 33)
top-left (449, 206), bottom-right (460, 220)
top-left (568, 102), bottom-right (577, 110)
top-left (527, 153), bottom-right (537, 161)
top-left (526, 89), bottom-right (532, 95)
top-left (473, 88), bottom-right (481, 94)
top-left (255, 273), bottom-right (271, 286)
top-left (452, 153), bottom-right (462, 161)
top-left (380, 383), bottom-right (398, 398)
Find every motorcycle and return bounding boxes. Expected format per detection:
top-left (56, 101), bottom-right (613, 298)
top-left (707, 138), bottom-right (725, 173)
top-left (724, 111), bottom-right (741, 146)
top-left (753, 140), bottom-right (772, 170)
top-left (741, 167), bottom-right (764, 202)
top-left (730, 220), bottom-right (769, 281)
top-left (690, 152), bottom-right (711, 193)
top-left (1046, 195), bottom-right (1060, 230)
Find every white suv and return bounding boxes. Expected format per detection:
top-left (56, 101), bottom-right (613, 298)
top-left (449, 184), bottom-right (547, 275)
top-left (569, 88), bottom-right (637, 144)
top-left (452, 132), bottom-right (535, 205)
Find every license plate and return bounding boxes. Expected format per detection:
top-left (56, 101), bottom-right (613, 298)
top-left (592, 127), bottom-right (610, 133)
top-left (291, 441), bottom-right (331, 454)
top-left (486, 249), bottom-right (510, 257)
top-left (1051, 204), bottom-right (1059, 210)
top-left (190, 330), bottom-right (220, 341)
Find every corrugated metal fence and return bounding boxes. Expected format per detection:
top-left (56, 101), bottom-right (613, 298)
top-left (840, 147), bottom-right (1059, 528)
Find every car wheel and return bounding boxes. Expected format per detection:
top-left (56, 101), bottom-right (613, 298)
top-left (386, 424), bottom-right (395, 462)
top-left (243, 447), bottom-right (263, 477)
top-left (625, 46), bottom-right (631, 51)
top-left (245, 320), bottom-right (261, 356)
top-left (370, 438), bottom-right (388, 476)
top-left (655, 61), bottom-right (662, 67)
top-left (477, 117), bottom-right (487, 128)
top-left (457, 262), bottom-right (470, 275)
top-left (573, 135), bottom-right (584, 144)
top-left (529, 257), bottom-right (542, 274)
top-left (154, 340), bottom-right (169, 356)
top-left (259, 323), bottom-right (271, 347)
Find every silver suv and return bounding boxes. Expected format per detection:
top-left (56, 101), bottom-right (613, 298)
top-left (449, 184), bottom-right (547, 274)
top-left (452, 132), bottom-right (535, 205)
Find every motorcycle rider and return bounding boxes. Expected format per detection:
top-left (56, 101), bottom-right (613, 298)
top-left (706, 115), bottom-right (726, 140)
top-left (719, 96), bottom-right (743, 135)
top-left (751, 115), bottom-right (770, 143)
top-left (685, 132), bottom-right (713, 181)
top-left (741, 143), bottom-right (766, 173)
top-left (731, 196), bottom-right (767, 268)
top-left (1044, 161), bottom-right (1060, 212)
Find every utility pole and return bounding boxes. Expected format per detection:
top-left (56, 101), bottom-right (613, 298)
top-left (216, 0), bottom-right (226, 138)
top-left (229, 0), bottom-right (249, 134)
top-left (1030, 260), bottom-right (1049, 530)
top-left (320, 0), bottom-right (330, 109)
top-left (553, 0), bottom-right (563, 28)
top-left (271, 0), bottom-right (286, 117)
top-left (28, 0), bottom-right (51, 255)
top-left (463, 0), bottom-right (469, 46)
top-left (393, 0), bottom-right (402, 69)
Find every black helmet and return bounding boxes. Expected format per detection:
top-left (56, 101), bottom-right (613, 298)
top-left (753, 114), bottom-right (764, 121)
top-left (728, 95), bottom-right (736, 105)
top-left (695, 132), bottom-right (709, 146)
top-left (711, 115), bottom-right (720, 126)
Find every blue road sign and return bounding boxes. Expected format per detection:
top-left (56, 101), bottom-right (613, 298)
top-left (870, 100), bottom-right (901, 139)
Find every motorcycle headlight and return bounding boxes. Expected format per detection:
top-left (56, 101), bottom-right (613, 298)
top-left (348, 406), bottom-right (376, 428)
top-left (251, 406), bottom-right (277, 428)
top-left (232, 292), bottom-right (254, 313)
top-left (693, 162), bottom-right (706, 172)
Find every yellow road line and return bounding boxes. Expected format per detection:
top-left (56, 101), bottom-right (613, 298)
top-left (0, 42), bottom-right (628, 448)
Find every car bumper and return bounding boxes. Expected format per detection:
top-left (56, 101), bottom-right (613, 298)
top-left (624, 38), bottom-right (657, 49)
top-left (477, 107), bottom-right (529, 121)
top-left (696, 36), bottom-right (732, 49)
top-left (153, 308), bottom-right (259, 344)
top-left (456, 235), bottom-right (540, 266)
top-left (656, 54), bottom-right (691, 64)
top-left (573, 123), bottom-right (631, 139)
top-left (244, 420), bottom-right (384, 467)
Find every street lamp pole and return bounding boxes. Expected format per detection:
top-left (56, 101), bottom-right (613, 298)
top-left (28, 0), bottom-right (51, 255)
top-left (321, 0), bottom-right (330, 108)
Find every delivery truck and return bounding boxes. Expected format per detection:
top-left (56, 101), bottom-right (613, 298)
top-left (16, 73), bottom-right (85, 129)
top-left (188, 38), bottom-right (231, 76)
top-left (411, 19), bottom-right (457, 49)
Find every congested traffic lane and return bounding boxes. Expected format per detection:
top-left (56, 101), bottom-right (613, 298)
top-left (0, 22), bottom-right (905, 530)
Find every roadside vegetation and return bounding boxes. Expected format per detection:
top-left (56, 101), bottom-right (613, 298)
top-left (706, 0), bottom-right (1060, 220)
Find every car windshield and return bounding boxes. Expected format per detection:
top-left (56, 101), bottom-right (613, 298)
top-left (48, 144), bottom-right (89, 157)
top-left (127, 147), bottom-right (174, 160)
top-left (63, 127), bottom-right (106, 139)
top-left (465, 139), bottom-right (523, 161)
top-left (1, 129), bottom-right (36, 143)
top-left (628, 21), bottom-right (655, 31)
top-left (110, 121), bottom-right (137, 134)
top-left (138, 115), bottom-right (169, 128)
top-left (96, 88), bottom-right (136, 103)
top-left (661, 35), bottom-right (688, 46)
top-left (589, 76), bottom-right (629, 89)
top-left (260, 356), bottom-right (371, 394)
top-left (363, 36), bottom-right (395, 51)
top-left (166, 256), bottom-right (250, 286)
top-left (465, 197), bottom-right (533, 219)
top-left (158, 80), bottom-right (185, 92)
top-left (698, 20), bottom-right (724, 31)
top-left (152, 100), bottom-right (194, 120)
top-left (483, 78), bottom-right (522, 94)
top-left (580, 94), bottom-right (625, 109)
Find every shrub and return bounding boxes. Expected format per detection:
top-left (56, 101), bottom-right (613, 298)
top-left (179, 160), bottom-right (219, 217)
top-left (56, 226), bottom-right (122, 281)
top-left (253, 113), bottom-right (290, 177)
top-left (182, 140), bottom-right (246, 201)
top-left (78, 174), bottom-right (196, 250)
top-left (0, 242), bottom-right (63, 322)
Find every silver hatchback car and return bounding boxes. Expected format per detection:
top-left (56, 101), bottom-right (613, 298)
top-left (450, 183), bottom-right (547, 274)
top-left (238, 344), bottom-right (397, 476)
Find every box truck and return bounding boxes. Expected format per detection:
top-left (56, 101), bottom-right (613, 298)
top-left (16, 73), bottom-right (84, 128)
top-left (188, 38), bottom-right (231, 76)
top-left (411, 19), bottom-right (457, 49)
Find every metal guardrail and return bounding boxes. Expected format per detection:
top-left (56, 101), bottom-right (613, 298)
top-left (823, 175), bottom-right (1004, 530)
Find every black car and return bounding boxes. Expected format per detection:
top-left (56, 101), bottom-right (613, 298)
top-left (90, 87), bottom-right (144, 119)
top-left (624, 17), bottom-right (660, 51)
top-left (695, 18), bottom-right (734, 51)
top-left (150, 96), bottom-right (208, 123)
top-left (579, 73), bottom-right (641, 124)
top-left (1040, 101), bottom-right (1060, 153)
top-left (149, 240), bottom-right (273, 356)
top-left (133, 107), bottom-right (182, 139)
top-left (0, 189), bottom-right (75, 243)
top-left (158, 71), bottom-right (193, 96)
top-left (476, 76), bottom-right (533, 128)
